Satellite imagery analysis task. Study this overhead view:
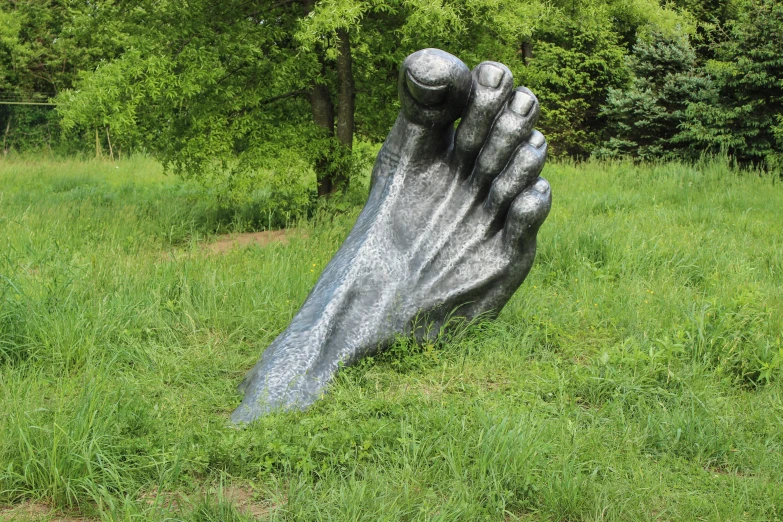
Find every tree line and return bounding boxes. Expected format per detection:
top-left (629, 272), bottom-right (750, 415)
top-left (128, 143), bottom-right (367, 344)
top-left (1, 0), bottom-right (781, 198)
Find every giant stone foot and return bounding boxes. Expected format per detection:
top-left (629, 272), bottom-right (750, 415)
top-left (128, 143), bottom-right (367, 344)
top-left (231, 49), bottom-right (551, 423)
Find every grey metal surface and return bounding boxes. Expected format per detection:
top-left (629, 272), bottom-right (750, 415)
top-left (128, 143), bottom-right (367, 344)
top-left (231, 49), bottom-right (552, 423)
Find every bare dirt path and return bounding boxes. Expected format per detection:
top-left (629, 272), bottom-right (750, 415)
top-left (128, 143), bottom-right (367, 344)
top-left (204, 229), bottom-right (305, 254)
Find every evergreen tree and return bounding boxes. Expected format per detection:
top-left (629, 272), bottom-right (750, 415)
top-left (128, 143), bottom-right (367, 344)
top-left (596, 31), bottom-right (716, 161)
top-left (678, 0), bottom-right (783, 169)
top-left (520, 16), bottom-right (630, 159)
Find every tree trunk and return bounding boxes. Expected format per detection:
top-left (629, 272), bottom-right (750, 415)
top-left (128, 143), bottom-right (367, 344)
top-left (310, 77), bottom-right (336, 196)
top-left (521, 41), bottom-right (534, 66)
top-left (303, 0), bottom-right (339, 196)
top-left (300, 1), bottom-right (356, 195)
top-left (106, 125), bottom-right (114, 160)
top-left (2, 113), bottom-right (11, 156)
top-left (334, 28), bottom-right (355, 191)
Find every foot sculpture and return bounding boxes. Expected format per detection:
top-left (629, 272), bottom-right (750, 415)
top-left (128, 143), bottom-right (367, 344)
top-left (231, 49), bottom-right (551, 423)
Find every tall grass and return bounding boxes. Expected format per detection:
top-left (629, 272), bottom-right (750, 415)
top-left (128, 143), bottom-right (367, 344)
top-left (0, 156), bottom-right (781, 521)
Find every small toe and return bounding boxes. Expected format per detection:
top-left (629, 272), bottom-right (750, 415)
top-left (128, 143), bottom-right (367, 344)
top-left (398, 49), bottom-right (472, 127)
top-left (470, 87), bottom-right (540, 190)
top-left (453, 62), bottom-right (515, 171)
top-left (486, 130), bottom-right (547, 216)
top-left (503, 176), bottom-right (552, 249)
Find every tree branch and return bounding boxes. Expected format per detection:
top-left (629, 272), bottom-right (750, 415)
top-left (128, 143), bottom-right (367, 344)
top-left (245, 0), bottom-right (304, 20)
top-left (259, 89), bottom-right (307, 106)
top-left (228, 89), bottom-right (307, 119)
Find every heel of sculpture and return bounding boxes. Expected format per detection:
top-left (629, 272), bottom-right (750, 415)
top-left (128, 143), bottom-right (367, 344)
top-left (230, 343), bottom-right (329, 424)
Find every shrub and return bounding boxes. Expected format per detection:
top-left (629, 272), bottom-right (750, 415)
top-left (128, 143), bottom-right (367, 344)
top-left (521, 17), bottom-right (630, 159)
top-left (678, 0), bottom-right (783, 169)
top-left (595, 30), bottom-right (717, 161)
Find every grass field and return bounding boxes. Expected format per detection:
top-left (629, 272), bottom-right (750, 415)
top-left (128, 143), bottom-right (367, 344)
top-left (1, 156), bottom-right (782, 521)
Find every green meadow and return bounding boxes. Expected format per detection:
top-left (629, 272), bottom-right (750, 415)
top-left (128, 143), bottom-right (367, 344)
top-left (1, 157), bottom-right (782, 521)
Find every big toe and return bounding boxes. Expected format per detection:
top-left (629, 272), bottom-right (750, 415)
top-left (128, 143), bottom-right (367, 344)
top-left (399, 49), bottom-right (472, 127)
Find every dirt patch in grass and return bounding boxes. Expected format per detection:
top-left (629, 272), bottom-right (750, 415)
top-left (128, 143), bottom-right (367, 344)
top-left (0, 486), bottom-right (279, 521)
top-left (222, 485), bottom-right (280, 519)
top-left (139, 487), bottom-right (183, 512)
top-left (0, 502), bottom-right (95, 522)
top-left (139, 484), bottom-right (281, 519)
top-left (205, 229), bottom-right (306, 254)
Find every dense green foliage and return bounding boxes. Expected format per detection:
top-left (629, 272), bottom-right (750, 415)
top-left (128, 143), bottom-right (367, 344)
top-left (1, 157), bottom-right (782, 520)
top-left (680, 0), bottom-right (783, 169)
top-left (596, 31), bottom-right (717, 160)
top-left (48, 0), bottom-right (685, 191)
top-left (0, 0), bottom-right (120, 153)
top-left (517, 13), bottom-right (630, 158)
top-left (0, 0), bottom-right (686, 189)
top-left (1, 0), bottom-right (781, 194)
top-left (600, 0), bottom-right (783, 168)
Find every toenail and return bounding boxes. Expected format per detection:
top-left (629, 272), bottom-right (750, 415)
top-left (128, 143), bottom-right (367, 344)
top-left (510, 91), bottom-right (534, 116)
top-left (478, 64), bottom-right (504, 88)
top-left (406, 70), bottom-right (449, 106)
top-left (532, 178), bottom-right (549, 194)
top-left (529, 131), bottom-right (546, 148)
